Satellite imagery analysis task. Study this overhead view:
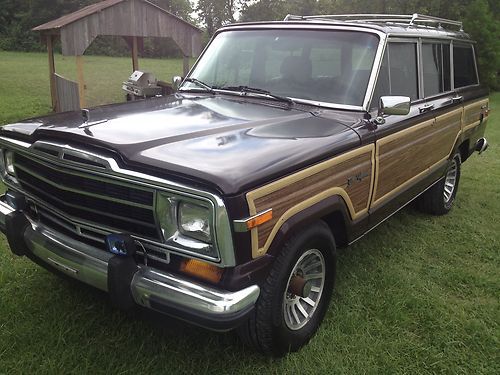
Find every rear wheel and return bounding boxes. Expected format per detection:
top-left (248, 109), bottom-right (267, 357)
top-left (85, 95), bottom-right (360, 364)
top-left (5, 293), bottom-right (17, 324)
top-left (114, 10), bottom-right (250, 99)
top-left (238, 221), bottom-right (336, 356)
top-left (417, 153), bottom-right (461, 215)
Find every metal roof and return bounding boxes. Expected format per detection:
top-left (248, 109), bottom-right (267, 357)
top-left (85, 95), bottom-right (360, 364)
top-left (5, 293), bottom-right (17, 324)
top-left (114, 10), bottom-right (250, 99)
top-left (33, 0), bottom-right (201, 32)
top-left (32, 0), bottom-right (202, 56)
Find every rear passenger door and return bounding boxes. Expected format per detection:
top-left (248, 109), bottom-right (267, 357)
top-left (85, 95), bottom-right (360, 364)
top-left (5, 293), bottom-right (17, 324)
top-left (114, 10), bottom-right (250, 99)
top-left (420, 41), bottom-right (463, 173)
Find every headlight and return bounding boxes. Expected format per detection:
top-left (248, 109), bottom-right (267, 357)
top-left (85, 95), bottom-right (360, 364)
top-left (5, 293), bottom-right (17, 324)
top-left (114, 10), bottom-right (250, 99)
top-left (178, 202), bottom-right (211, 243)
top-left (156, 193), bottom-right (218, 259)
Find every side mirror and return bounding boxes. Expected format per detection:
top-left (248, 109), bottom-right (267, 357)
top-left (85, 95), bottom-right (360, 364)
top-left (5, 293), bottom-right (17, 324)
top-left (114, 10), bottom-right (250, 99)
top-left (172, 76), bottom-right (183, 91)
top-left (374, 96), bottom-right (410, 125)
top-left (379, 96), bottom-right (411, 116)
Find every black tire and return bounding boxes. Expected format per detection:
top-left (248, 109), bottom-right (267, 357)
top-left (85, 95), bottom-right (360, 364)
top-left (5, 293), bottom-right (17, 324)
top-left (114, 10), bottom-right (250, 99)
top-left (417, 153), bottom-right (461, 215)
top-left (237, 220), bottom-right (336, 356)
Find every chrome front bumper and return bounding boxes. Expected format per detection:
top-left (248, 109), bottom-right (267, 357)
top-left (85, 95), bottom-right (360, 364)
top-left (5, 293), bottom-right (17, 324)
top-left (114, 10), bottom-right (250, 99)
top-left (0, 197), bottom-right (259, 331)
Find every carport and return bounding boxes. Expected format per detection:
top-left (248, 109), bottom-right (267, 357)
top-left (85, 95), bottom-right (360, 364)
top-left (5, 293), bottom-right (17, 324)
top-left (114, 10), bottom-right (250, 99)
top-left (33, 0), bottom-right (202, 112)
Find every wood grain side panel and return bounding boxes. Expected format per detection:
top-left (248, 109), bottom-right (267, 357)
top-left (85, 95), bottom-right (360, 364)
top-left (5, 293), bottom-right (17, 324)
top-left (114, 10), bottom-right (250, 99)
top-left (463, 99), bottom-right (488, 131)
top-left (246, 145), bottom-right (374, 257)
top-left (373, 108), bottom-right (462, 205)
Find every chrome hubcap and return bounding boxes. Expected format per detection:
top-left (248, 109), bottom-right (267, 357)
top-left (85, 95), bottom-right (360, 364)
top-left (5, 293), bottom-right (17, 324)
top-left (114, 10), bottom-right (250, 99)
top-left (443, 159), bottom-right (458, 204)
top-left (283, 249), bottom-right (325, 330)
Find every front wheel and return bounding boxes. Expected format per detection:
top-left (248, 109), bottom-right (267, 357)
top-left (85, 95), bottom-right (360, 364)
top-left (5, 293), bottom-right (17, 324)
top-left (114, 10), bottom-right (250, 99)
top-left (238, 221), bottom-right (336, 356)
top-left (417, 153), bottom-right (461, 215)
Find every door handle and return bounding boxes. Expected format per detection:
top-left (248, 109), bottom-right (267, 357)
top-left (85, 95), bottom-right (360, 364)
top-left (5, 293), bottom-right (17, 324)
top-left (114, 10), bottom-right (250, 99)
top-left (452, 95), bottom-right (463, 103)
top-left (419, 103), bottom-right (434, 113)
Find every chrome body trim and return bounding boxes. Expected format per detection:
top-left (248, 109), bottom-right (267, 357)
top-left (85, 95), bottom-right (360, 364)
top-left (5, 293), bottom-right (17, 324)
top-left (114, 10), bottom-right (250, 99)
top-left (284, 14), bottom-right (463, 30)
top-left (131, 269), bottom-right (259, 315)
top-left (0, 137), bottom-right (236, 267)
top-left (0, 199), bottom-right (259, 327)
top-left (233, 208), bottom-right (273, 233)
top-left (349, 176), bottom-right (444, 245)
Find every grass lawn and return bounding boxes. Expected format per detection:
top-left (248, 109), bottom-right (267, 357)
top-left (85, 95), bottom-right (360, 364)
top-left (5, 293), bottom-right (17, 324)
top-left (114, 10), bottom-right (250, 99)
top-left (0, 51), bottom-right (498, 374)
top-left (0, 51), bottom-right (187, 125)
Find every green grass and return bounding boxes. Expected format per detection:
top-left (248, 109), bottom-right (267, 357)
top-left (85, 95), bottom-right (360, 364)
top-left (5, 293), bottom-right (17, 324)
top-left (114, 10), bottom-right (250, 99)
top-left (0, 51), bottom-right (186, 125)
top-left (0, 51), bottom-right (499, 374)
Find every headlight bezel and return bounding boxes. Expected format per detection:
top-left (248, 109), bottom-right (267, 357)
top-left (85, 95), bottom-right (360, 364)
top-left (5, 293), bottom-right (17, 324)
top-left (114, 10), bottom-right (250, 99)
top-left (4, 150), bottom-right (15, 175)
top-left (156, 192), bottom-right (220, 261)
top-left (0, 148), bottom-right (18, 183)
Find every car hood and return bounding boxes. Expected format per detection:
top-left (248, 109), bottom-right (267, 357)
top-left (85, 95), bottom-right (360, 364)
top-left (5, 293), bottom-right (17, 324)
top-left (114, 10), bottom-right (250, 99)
top-left (1, 94), bottom-right (362, 195)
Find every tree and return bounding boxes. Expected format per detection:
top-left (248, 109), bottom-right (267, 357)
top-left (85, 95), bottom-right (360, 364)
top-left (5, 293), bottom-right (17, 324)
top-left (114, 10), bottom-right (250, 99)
top-left (150, 0), bottom-right (193, 21)
top-left (195, 0), bottom-right (245, 36)
top-left (462, 0), bottom-right (500, 89)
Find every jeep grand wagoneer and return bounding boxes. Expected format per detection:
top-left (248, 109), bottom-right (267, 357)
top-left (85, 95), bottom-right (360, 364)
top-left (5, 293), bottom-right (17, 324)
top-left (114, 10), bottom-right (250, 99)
top-left (0, 14), bottom-right (489, 356)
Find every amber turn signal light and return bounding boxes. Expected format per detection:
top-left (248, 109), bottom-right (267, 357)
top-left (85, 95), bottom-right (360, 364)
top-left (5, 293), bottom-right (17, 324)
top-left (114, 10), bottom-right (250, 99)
top-left (180, 259), bottom-right (224, 283)
top-left (246, 209), bottom-right (273, 230)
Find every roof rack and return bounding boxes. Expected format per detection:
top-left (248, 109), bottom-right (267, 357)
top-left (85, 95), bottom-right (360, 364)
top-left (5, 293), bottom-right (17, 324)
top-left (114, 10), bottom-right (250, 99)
top-left (284, 13), bottom-right (463, 31)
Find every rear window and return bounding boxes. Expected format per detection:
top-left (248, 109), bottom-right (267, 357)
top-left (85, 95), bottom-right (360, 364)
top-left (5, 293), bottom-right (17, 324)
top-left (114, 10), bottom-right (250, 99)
top-left (453, 45), bottom-right (478, 88)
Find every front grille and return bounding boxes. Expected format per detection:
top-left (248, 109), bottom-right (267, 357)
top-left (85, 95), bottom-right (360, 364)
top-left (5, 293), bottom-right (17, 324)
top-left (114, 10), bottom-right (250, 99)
top-left (14, 152), bottom-right (160, 241)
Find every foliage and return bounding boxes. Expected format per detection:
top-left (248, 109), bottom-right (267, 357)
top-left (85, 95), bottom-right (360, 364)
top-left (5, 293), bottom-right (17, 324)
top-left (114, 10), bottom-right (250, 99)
top-left (0, 0), bottom-right (97, 51)
top-left (194, 0), bottom-right (244, 36)
top-left (462, 0), bottom-right (500, 90)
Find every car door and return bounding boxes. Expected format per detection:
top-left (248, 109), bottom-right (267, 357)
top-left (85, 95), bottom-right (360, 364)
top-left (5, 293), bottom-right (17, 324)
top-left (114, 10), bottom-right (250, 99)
top-left (420, 42), bottom-right (463, 166)
top-left (369, 39), bottom-right (462, 219)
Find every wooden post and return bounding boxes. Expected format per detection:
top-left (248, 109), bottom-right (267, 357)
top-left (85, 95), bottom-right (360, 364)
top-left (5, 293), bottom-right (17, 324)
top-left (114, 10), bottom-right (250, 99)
top-left (76, 55), bottom-right (86, 108)
top-left (131, 36), bottom-right (139, 72)
top-left (183, 55), bottom-right (190, 77)
top-left (47, 35), bottom-right (57, 112)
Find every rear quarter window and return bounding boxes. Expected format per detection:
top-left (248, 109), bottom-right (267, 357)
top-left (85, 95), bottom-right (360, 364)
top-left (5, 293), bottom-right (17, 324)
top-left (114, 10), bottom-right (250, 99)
top-left (453, 44), bottom-right (478, 88)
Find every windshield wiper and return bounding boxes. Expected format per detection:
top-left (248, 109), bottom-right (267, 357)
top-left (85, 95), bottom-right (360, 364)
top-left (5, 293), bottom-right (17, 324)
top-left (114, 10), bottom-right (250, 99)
top-left (181, 77), bottom-right (215, 93)
top-left (217, 85), bottom-right (294, 106)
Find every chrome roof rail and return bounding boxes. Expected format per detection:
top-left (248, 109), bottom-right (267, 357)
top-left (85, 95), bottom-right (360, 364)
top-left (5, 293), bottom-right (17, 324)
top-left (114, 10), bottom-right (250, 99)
top-left (284, 13), bottom-right (463, 31)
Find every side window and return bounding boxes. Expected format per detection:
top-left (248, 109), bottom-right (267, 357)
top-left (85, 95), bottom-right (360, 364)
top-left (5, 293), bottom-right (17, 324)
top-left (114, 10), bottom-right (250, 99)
top-left (422, 43), bottom-right (451, 97)
top-left (453, 45), bottom-right (478, 88)
top-left (371, 42), bottom-right (418, 109)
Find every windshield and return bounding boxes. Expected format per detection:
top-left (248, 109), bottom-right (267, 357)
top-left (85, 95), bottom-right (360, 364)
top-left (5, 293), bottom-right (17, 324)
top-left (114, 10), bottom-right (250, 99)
top-left (183, 29), bottom-right (379, 107)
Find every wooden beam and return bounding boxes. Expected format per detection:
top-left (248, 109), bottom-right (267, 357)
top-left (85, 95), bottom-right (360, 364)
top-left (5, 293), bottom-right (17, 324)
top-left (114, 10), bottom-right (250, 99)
top-left (47, 35), bottom-right (57, 112)
top-left (76, 55), bottom-right (86, 108)
top-left (131, 36), bottom-right (139, 72)
top-left (183, 56), bottom-right (190, 77)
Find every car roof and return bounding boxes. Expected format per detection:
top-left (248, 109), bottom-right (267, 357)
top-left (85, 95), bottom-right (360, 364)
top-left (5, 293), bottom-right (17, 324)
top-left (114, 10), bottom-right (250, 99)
top-left (220, 14), bottom-right (474, 43)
